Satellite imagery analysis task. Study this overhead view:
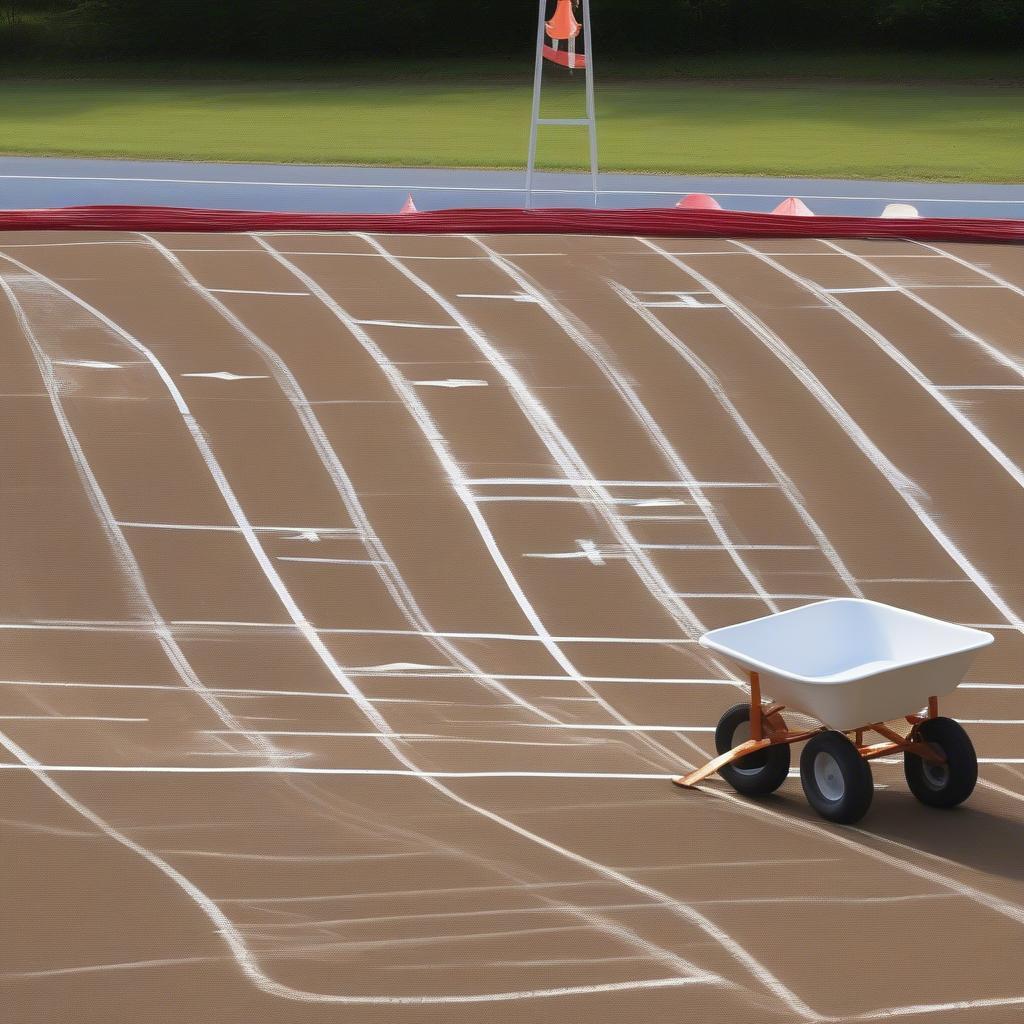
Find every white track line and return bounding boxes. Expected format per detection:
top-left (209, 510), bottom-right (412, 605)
top-left (257, 234), bottom-right (830, 1016)
top-left (116, 521), bottom-right (358, 534)
top-left (915, 241), bottom-right (1024, 299)
top-left (821, 241), bottom-right (1024, 384)
top-left (0, 715), bottom-right (147, 722)
top-left (140, 233), bottom-right (750, 984)
top-left (0, 727), bottom-right (720, 1006)
top-left (4, 259), bottom-right (731, 1004)
top-left (207, 288), bottom-right (309, 296)
top-left (352, 318), bottom-right (459, 329)
top-left (141, 232), bottom-right (563, 727)
top-left (639, 238), bottom-right (1024, 633)
top-left (255, 233), bottom-right (698, 767)
top-left (0, 270), bottom-right (280, 767)
top-left (609, 280), bottom-right (863, 597)
top-left (466, 477), bottom-right (775, 488)
top-left (735, 241), bottom-right (1024, 495)
top-left (470, 235), bottom-right (780, 613)
top-left (3, 172), bottom-right (1022, 206)
top-left (40, 240), bottom-right (759, 997)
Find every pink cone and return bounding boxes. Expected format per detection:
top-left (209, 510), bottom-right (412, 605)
top-left (399, 193), bottom-right (418, 214)
top-left (675, 192), bottom-right (722, 211)
top-left (771, 196), bottom-right (814, 216)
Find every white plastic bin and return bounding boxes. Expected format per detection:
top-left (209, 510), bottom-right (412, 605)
top-left (699, 599), bottom-right (993, 731)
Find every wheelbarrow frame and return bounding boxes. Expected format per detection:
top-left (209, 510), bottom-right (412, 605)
top-left (673, 670), bottom-right (945, 790)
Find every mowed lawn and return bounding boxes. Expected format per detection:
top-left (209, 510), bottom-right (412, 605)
top-left (1, 77), bottom-right (1022, 181)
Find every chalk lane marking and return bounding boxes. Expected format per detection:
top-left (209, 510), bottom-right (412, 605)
top-left (639, 238), bottom-right (1024, 634)
top-left (4, 255), bottom-right (732, 1005)
top-left (0, 726), bottom-right (721, 1005)
top-left (822, 240), bottom-right (1024, 384)
top-left (734, 243), bottom-right (1024, 497)
top-left (525, 539), bottom-right (605, 565)
top-left (0, 268), bottom-right (281, 767)
top-left (609, 279), bottom-right (864, 597)
top-left (257, 234), bottom-right (833, 1017)
top-left (469, 235), bottom-right (784, 615)
top-left (141, 232), bottom-right (565, 727)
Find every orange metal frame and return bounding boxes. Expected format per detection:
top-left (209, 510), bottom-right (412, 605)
top-left (674, 670), bottom-right (945, 789)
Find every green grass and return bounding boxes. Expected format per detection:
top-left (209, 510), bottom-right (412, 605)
top-left (1, 68), bottom-right (1023, 181)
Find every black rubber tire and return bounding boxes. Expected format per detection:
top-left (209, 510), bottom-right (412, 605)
top-left (800, 731), bottom-right (874, 824)
top-left (904, 717), bottom-right (978, 809)
top-left (714, 702), bottom-right (790, 797)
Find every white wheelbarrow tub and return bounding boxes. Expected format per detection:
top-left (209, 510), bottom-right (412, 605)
top-left (699, 599), bottom-right (993, 732)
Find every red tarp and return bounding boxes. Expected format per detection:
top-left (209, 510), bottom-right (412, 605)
top-left (0, 204), bottom-right (1022, 243)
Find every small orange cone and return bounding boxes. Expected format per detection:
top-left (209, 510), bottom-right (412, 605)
top-left (400, 193), bottom-right (418, 214)
top-left (675, 193), bottom-right (722, 211)
top-left (771, 196), bottom-right (814, 216)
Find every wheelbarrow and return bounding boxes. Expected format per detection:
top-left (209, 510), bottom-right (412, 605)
top-left (675, 599), bottom-right (994, 824)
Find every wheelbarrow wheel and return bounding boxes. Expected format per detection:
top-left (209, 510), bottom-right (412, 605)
top-left (904, 716), bottom-right (977, 808)
top-left (800, 731), bottom-right (873, 824)
top-left (715, 703), bottom-right (790, 797)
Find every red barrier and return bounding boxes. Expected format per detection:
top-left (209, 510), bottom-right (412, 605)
top-left (1, 204), bottom-right (1022, 244)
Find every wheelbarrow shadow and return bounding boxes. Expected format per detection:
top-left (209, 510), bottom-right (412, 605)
top-left (837, 787), bottom-right (1024, 883)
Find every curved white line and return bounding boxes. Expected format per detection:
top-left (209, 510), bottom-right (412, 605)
top-left (639, 238), bottom-right (1023, 633)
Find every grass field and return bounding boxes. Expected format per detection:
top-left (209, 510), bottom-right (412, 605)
top-left (1, 58), bottom-right (1023, 181)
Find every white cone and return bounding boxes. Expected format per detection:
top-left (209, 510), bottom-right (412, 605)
top-left (880, 203), bottom-right (920, 219)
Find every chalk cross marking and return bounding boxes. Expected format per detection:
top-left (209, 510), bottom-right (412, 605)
top-left (525, 539), bottom-right (606, 566)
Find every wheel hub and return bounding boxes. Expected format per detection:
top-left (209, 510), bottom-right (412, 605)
top-left (813, 751), bottom-right (845, 801)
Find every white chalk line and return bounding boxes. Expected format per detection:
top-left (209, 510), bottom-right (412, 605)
top-left (263, 232), bottom-right (827, 1016)
top-left (746, 240), bottom-right (1024, 628)
top-left (142, 234), bottom-right (734, 988)
top-left (466, 476), bottom-right (777, 488)
top-left (471, 235), bottom-right (781, 614)
top-left (938, 385), bottom-right (1024, 391)
top-left (915, 241), bottom-right (1024, 300)
top-left (38, 240), bottom-right (748, 1002)
top-left (823, 241), bottom-right (1024, 387)
top-left (352, 318), bottom-right (459, 330)
top-left (611, 280), bottom-right (865, 597)
top-left (207, 288), bottom-right (310, 296)
top-left (116, 521), bottom-right (359, 534)
top-left (0, 619), bottom-right (699, 644)
top-left (0, 266), bottom-right (283, 769)
top-left (278, 556), bottom-right (384, 565)
top-left (142, 232), bottom-right (569, 729)
top-left (263, 232), bottom-right (694, 768)
top-left (6, 250), bottom-right (688, 998)
top-left (646, 239), bottom-right (1024, 634)
top-left (0, 715), bottom-right (148, 723)
top-left (3, 172), bottom-right (1022, 205)
top-left (0, 730), bottom-right (721, 1004)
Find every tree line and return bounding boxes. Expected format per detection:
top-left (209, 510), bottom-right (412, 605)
top-left (3, 1), bottom-right (1024, 60)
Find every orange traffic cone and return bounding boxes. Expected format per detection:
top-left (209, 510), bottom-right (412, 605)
top-left (400, 193), bottom-right (418, 214)
top-left (675, 193), bottom-right (722, 211)
top-left (771, 197), bottom-right (814, 216)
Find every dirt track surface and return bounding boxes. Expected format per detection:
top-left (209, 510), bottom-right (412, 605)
top-left (1, 229), bottom-right (1023, 1023)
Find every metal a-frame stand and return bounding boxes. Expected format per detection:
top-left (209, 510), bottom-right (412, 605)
top-left (525, 0), bottom-right (598, 208)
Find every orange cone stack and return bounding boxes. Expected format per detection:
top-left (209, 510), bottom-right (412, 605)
top-left (399, 193), bottom-right (418, 214)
